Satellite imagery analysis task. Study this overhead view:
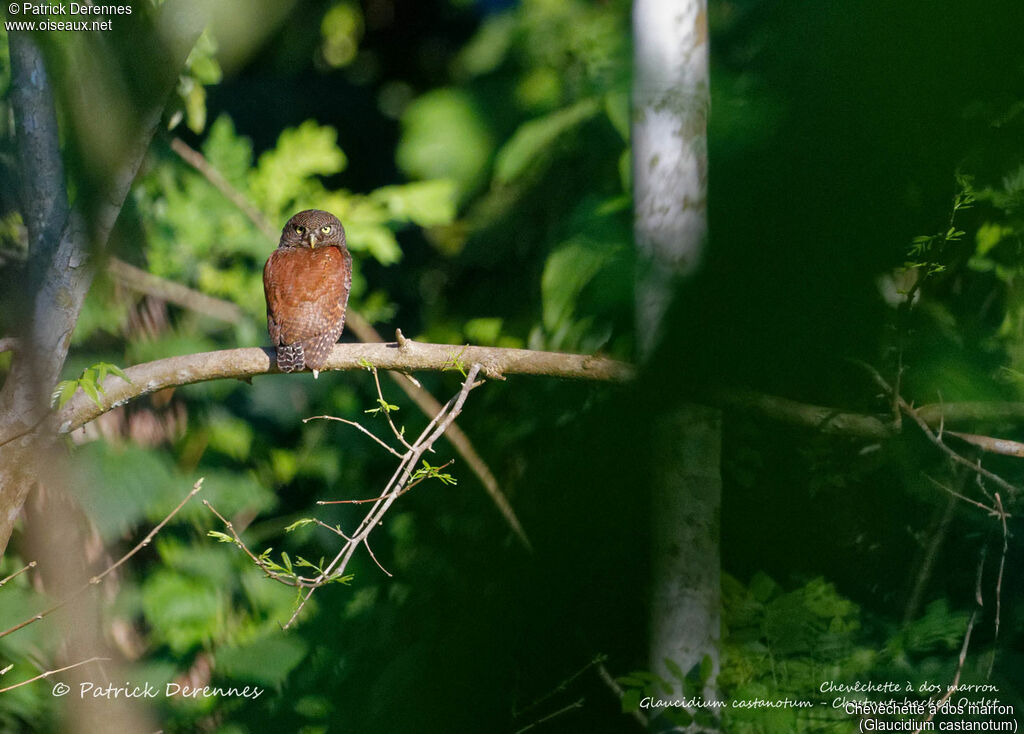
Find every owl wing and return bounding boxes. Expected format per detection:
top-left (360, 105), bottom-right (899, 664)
top-left (263, 246), bottom-right (352, 349)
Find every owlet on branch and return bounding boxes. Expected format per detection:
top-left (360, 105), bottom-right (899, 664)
top-left (263, 209), bottom-right (352, 379)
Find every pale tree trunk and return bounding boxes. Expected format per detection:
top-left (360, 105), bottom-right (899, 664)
top-left (633, 0), bottom-right (721, 718)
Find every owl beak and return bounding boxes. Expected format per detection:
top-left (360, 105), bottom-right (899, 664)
top-left (309, 232), bottom-right (318, 248)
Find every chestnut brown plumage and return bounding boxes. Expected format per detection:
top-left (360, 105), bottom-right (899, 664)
top-left (263, 209), bottom-right (352, 378)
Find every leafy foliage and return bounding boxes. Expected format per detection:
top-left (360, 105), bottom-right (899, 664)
top-left (51, 361), bottom-right (130, 409)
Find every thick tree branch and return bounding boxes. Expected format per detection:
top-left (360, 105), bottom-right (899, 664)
top-left (0, 4), bottom-right (208, 556)
top-left (54, 342), bottom-right (633, 435)
top-left (9, 33), bottom-right (69, 266)
top-left (708, 387), bottom-right (893, 440)
top-left (108, 258), bottom-right (246, 324)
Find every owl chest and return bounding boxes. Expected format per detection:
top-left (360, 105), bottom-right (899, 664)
top-left (268, 247), bottom-right (345, 305)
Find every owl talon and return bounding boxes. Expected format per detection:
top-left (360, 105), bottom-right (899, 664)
top-left (312, 369), bottom-right (320, 379)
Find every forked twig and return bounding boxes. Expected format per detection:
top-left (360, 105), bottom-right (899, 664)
top-left (281, 364), bottom-right (484, 628)
top-left (855, 360), bottom-right (1020, 499)
top-left (304, 415), bottom-right (403, 458)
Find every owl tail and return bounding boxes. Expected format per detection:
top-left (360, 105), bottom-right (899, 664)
top-left (300, 332), bottom-right (336, 377)
top-left (275, 344), bottom-right (305, 373)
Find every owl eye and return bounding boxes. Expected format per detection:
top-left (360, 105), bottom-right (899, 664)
top-left (294, 225), bottom-right (306, 235)
top-left (320, 225), bottom-right (332, 234)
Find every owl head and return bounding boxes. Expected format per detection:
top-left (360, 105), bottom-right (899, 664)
top-left (279, 209), bottom-right (347, 250)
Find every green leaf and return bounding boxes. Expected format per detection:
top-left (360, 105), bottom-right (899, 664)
top-left (207, 531), bottom-right (235, 544)
top-left (397, 88), bottom-right (494, 200)
top-left (206, 411), bottom-right (255, 461)
top-left (493, 98), bottom-right (601, 184)
top-left (699, 654), bottom-right (713, 684)
top-left (370, 180), bottom-right (458, 228)
top-left (203, 115), bottom-right (255, 189)
top-left (604, 91), bottom-right (630, 140)
top-left (215, 632), bottom-right (308, 687)
top-left (142, 571), bottom-right (224, 654)
top-left (455, 11), bottom-right (516, 77)
top-left (342, 222), bottom-right (403, 265)
top-left (285, 519), bottom-right (317, 533)
top-left (251, 121), bottom-right (348, 218)
top-left (51, 380), bottom-right (78, 409)
top-left (79, 379), bottom-right (102, 408)
top-left (620, 688), bottom-right (641, 713)
top-left (664, 657), bottom-right (684, 681)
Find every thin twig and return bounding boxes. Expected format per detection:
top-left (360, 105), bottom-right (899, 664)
top-left (597, 662), bottom-right (648, 728)
top-left (368, 366), bottom-right (415, 452)
top-left (855, 360), bottom-right (1020, 499)
top-left (349, 315), bottom-right (534, 551)
top-left (515, 654), bottom-right (606, 720)
top-left (313, 519), bottom-right (352, 541)
top-left (91, 478), bottom-right (204, 586)
top-left (0, 561), bottom-right (36, 588)
top-left (922, 474), bottom-right (1005, 518)
top-left (304, 414), bottom-right (403, 458)
top-left (0, 480), bottom-right (203, 641)
top-left (514, 699), bottom-right (586, 734)
top-left (203, 499), bottom-right (320, 588)
top-left (362, 538), bottom-right (392, 577)
top-left (317, 460), bottom-right (455, 504)
top-left (0, 656), bottom-right (110, 694)
top-left (989, 492), bottom-right (1007, 677)
top-left (913, 611), bottom-right (977, 734)
top-left (282, 364), bottom-right (484, 628)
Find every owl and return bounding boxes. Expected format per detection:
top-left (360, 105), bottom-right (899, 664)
top-left (263, 209), bottom-right (352, 379)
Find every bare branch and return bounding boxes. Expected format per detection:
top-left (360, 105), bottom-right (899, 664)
top-left (54, 341), bottom-right (633, 437)
top-left (597, 662), bottom-right (648, 728)
top-left (0, 560), bottom-right (35, 588)
top-left (369, 366), bottom-right (414, 452)
top-left (169, 136), bottom-right (278, 241)
top-left (708, 387), bottom-right (893, 440)
top-left (303, 415), bottom-right (403, 458)
top-left (282, 364), bottom-right (485, 628)
top-left (946, 430), bottom-right (1024, 458)
top-left (913, 611), bottom-right (977, 734)
top-left (349, 315), bottom-right (534, 551)
top-left (362, 538), bottom-right (392, 578)
top-left (922, 474), bottom-right (1006, 518)
top-left (108, 258), bottom-right (246, 324)
top-left (854, 361), bottom-right (1021, 498)
top-left (0, 656), bottom-right (109, 695)
top-left (916, 401), bottom-right (1024, 426)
